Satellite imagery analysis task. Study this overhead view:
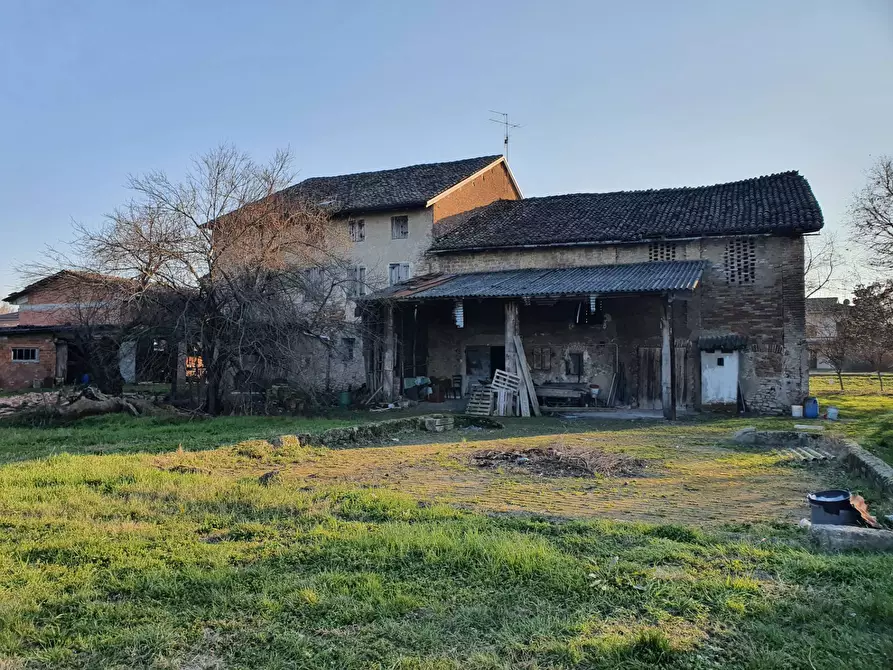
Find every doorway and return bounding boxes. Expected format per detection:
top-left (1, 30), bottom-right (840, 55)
top-left (489, 346), bottom-right (505, 376)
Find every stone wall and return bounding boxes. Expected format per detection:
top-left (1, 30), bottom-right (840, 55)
top-left (424, 294), bottom-right (688, 406)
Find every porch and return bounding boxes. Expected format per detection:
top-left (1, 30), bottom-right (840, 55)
top-left (364, 261), bottom-right (712, 419)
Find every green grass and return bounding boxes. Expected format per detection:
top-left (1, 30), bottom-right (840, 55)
top-left (0, 453), bottom-right (890, 669)
top-left (0, 390), bottom-right (891, 667)
top-left (812, 392), bottom-right (893, 463)
top-left (811, 372), bottom-right (893, 395)
top-left (0, 414), bottom-right (361, 463)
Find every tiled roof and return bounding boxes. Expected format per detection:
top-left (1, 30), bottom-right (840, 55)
top-left (280, 155), bottom-right (503, 215)
top-left (368, 260), bottom-right (707, 301)
top-left (698, 334), bottom-right (748, 351)
top-left (431, 171), bottom-right (823, 251)
top-left (0, 312), bottom-right (18, 326)
top-left (3, 270), bottom-right (133, 303)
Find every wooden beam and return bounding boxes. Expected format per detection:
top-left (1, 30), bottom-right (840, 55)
top-left (662, 296), bottom-right (677, 420)
top-left (382, 303), bottom-right (396, 402)
top-left (513, 334), bottom-right (541, 417)
top-left (504, 301), bottom-right (519, 377)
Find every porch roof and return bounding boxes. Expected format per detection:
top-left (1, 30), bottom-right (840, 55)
top-left (369, 260), bottom-right (707, 301)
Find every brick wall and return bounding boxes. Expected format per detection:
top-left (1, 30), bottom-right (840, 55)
top-left (432, 161), bottom-right (520, 224)
top-left (0, 334), bottom-right (57, 389)
top-left (14, 280), bottom-right (121, 327)
top-left (427, 235), bottom-right (808, 414)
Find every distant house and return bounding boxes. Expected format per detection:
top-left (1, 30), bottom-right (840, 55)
top-left (364, 171), bottom-right (824, 415)
top-left (806, 297), bottom-right (845, 371)
top-left (0, 271), bottom-right (152, 390)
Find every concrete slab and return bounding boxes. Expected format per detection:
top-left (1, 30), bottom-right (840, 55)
top-left (809, 524), bottom-right (893, 552)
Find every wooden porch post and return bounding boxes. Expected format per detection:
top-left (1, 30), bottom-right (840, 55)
top-left (504, 300), bottom-right (519, 376)
top-left (661, 295), bottom-right (677, 420)
top-left (382, 303), bottom-right (396, 402)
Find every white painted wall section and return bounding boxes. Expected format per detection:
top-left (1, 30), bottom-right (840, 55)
top-left (701, 351), bottom-right (738, 404)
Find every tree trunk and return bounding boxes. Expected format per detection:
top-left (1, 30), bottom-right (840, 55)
top-left (879, 369), bottom-right (885, 392)
top-left (837, 371), bottom-right (844, 391)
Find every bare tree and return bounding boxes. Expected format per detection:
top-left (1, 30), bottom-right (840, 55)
top-left (850, 281), bottom-right (893, 391)
top-left (40, 146), bottom-right (361, 414)
top-left (808, 300), bottom-right (853, 390)
top-left (804, 231), bottom-right (846, 298)
top-left (851, 156), bottom-right (893, 270)
top-left (0, 303), bottom-right (16, 314)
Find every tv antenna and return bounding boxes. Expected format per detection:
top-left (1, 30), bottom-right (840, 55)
top-left (489, 110), bottom-right (521, 158)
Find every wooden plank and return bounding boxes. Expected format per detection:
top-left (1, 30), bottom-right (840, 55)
top-left (382, 304), bottom-right (395, 402)
top-left (638, 347), bottom-right (661, 410)
top-left (606, 373), bottom-right (617, 407)
top-left (512, 334), bottom-right (541, 417)
top-left (504, 301), bottom-right (519, 377)
top-left (519, 386), bottom-right (530, 416)
top-left (535, 387), bottom-right (584, 398)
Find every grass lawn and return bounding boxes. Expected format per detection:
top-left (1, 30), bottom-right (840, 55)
top-left (0, 414), bottom-right (363, 463)
top-left (0, 395), bottom-right (891, 667)
top-left (810, 372), bottom-right (893, 395)
top-left (815, 388), bottom-right (893, 464)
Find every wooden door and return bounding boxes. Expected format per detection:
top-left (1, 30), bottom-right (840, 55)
top-left (637, 347), bottom-right (662, 409)
top-left (638, 346), bottom-right (691, 410)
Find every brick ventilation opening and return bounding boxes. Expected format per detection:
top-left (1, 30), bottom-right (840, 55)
top-left (723, 238), bottom-right (757, 284)
top-left (648, 242), bottom-right (676, 262)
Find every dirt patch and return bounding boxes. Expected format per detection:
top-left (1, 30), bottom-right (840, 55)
top-left (471, 446), bottom-right (647, 478)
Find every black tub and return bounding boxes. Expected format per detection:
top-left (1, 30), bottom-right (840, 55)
top-left (807, 489), bottom-right (857, 525)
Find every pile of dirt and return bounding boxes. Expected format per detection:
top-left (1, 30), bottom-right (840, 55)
top-left (471, 446), bottom-right (647, 478)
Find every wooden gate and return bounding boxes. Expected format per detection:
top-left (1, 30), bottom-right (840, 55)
top-left (637, 346), bottom-right (691, 410)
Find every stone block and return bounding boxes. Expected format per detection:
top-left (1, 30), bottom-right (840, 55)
top-left (809, 524), bottom-right (893, 552)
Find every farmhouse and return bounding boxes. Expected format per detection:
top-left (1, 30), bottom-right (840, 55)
top-left (363, 171), bottom-right (824, 416)
top-left (0, 271), bottom-right (169, 390)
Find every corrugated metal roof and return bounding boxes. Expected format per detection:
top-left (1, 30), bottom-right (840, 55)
top-left (369, 260), bottom-right (707, 301)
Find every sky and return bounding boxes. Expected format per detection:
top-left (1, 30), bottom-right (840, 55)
top-left (1, 0), bottom-right (891, 297)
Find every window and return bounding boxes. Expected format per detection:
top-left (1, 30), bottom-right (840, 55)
top-left (391, 215), bottom-right (409, 239)
top-left (565, 352), bottom-right (583, 377)
top-left (11, 347), bottom-right (39, 362)
top-left (341, 337), bottom-right (356, 361)
top-left (389, 263), bottom-right (411, 285)
top-left (348, 219), bottom-right (365, 242)
top-left (347, 266), bottom-right (366, 297)
top-left (532, 346), bottom-right (552, 371)
top-left (723, 238), bottom-right (757, 285)
top-left (648, 242), bottom-right (677, 262)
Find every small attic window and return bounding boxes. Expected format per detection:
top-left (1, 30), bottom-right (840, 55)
top-left (723, 238), bottom-right (757, 285)
top-left (648, 242), bottom-right (676, 262)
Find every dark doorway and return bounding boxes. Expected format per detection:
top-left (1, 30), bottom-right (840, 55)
top-left (490, 346), bottom-right (505, 375)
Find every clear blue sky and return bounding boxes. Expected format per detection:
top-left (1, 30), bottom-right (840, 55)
top-left (1, 0), bottom-right (891, 296)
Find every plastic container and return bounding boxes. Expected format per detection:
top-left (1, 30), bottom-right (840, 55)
top-left (804, 397), bottom-right (819, 419)
top-left (827, 406), bottom-right (839, 421)
top-left (791, 405), bottom-right (803, 418)
top-left (807, 489), bottom-right (857, 525)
